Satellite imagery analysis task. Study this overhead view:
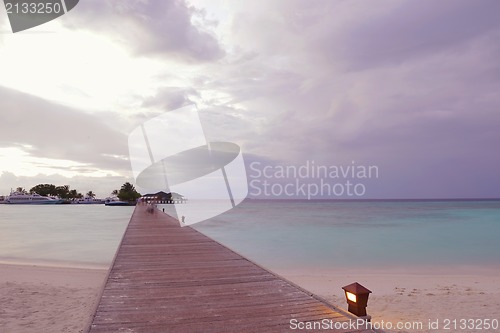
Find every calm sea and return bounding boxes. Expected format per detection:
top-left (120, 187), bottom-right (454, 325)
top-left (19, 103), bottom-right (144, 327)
top-left (192, 200), bottom-right (500, 270)
top-left (0, 200), bottom-right (499, 270)
top-left (0, 204), bottom-right (133, 268)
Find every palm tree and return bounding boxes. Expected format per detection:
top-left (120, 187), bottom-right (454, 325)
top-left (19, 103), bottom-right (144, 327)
top-left (86, 191), bottom-right (96, 198)
top-left (117, 182), bottom-right (141, 202)
top-left (69, 189), bottom-right (78, 200)
top-left (55, 185), bottom-right (70, 198)
top-left (121, 182), bottom-right (134, 192)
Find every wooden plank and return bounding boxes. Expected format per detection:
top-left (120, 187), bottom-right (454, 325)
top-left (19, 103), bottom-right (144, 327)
top-left (87, 205), bottom-right (376, 333)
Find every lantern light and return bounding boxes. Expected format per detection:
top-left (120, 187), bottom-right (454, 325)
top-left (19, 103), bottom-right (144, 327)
top-left (342, 282), bottom-right (372, 318)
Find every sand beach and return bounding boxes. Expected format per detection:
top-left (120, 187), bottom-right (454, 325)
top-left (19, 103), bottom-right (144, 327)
top-left (0, 264), bottom-right (106, 333)
top-left (278, 266), bottom-right (500, 333)
top-left (1, 263), bottom-right (499, 333)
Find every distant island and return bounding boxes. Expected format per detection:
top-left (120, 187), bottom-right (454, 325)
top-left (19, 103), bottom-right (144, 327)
top-left (0, 183), bottom-right (188, 206)
top-left (1, 182), bottom-right (142, 205)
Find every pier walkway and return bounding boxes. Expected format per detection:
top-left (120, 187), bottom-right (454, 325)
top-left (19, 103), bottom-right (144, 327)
top-left (87, 206), bottom-right (375, 333)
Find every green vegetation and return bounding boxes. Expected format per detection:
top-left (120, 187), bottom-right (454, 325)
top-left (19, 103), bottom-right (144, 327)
top-left (13, 182), bottom-right (142, 203)
top-left (116, 182), bottom-right (141, 202)
top-left (29, 184), bottom-right (83, 199)
top-left (69, 189), bottom-right (82, 199)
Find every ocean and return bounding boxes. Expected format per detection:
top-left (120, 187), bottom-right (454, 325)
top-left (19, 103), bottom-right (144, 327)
top-left (0, 204), bottom-right (133, 268)
top-left (192, 200), bottom-right (500, 271)
top-left (0, 200), bottom-right (499, 270)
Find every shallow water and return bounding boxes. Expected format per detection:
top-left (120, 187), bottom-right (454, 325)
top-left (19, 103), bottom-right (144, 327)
top-left (1, 200), bottom-right (499, 271)
top-left (0, 204), bottom-right (133, 267)
top-left (191, 200), bottom-right (500, 270)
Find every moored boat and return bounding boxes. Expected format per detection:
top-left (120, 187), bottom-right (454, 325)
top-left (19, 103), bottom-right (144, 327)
top-left (74, 196), bottom-right (105, 204)
top-left (5, 192), bottom-right (64, 204)
top-left (104, 197), bottom-right (135, 206)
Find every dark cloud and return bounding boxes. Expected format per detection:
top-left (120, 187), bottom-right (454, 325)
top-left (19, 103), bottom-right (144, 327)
top-left (240, 0), bottom-right (500, 71)
top-left (63, 0), bottom-right (224, 62)
top-left (193, 0), bottom-right (500, 198)
top-left (316, 0), bottom-right (500, 71)
top-left (0, 86), bottom-right (130, 173)
top-left (2, 0), bottom-right (499, 199)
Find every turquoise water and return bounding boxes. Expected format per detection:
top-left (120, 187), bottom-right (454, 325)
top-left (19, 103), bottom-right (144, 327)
top-left (191, 200), bottom-right (500, 270)
top-left (0, 205), bottom-right (133, 267)
top-left (1, 200), bottom-right (499, 270)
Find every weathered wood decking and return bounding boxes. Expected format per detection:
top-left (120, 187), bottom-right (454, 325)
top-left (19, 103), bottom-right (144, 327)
top-left (87, 206), bottom-right (375, 333)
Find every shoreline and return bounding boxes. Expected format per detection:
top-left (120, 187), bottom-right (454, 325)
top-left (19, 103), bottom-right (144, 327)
top-left (1, 263), bottom-right (499, 333)
top-left (0, 259), bottom-right (109, 270)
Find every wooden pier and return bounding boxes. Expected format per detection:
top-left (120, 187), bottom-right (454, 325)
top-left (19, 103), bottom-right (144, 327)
top-left (87, 206), bottom-right (376, 333)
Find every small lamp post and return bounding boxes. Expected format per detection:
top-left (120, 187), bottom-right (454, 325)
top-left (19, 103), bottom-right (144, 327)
top-left (342, 282), bottom-right (372, 317)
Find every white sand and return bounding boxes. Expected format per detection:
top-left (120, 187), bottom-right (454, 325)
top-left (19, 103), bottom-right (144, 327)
top-left (1, 263), bottom-right (499, 333)
top-left (0, 264), bottom-right (107, 333)
top-left (276, 266), bottom-right (500, 333)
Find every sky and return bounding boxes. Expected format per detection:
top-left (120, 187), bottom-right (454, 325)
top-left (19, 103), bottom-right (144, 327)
top-left (0, 0), bottom-right (499, 199)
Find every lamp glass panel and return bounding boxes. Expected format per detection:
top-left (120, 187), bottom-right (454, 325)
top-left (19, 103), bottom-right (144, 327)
top-left (346, 292), bottom-right (357, 303)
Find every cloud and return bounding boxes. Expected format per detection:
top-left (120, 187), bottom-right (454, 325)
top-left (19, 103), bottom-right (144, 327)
top-left (0, 86), bottom-right (130, 174)
top-left (63, 0), bottom-right (224, 62)
top-left (184, 0), bottom-right (500, 198)
top-left (1, 0), bottom-right (499, 199)
top-left (141, 86), bottom-right (199, 111)
top-left (0, 7), bottom-right (8, 43)
top-left (304, 0), bottom-right (500, 71)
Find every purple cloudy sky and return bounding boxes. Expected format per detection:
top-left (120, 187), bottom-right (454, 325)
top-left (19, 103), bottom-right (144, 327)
top-left (0, 0), bottom-right (499, 198)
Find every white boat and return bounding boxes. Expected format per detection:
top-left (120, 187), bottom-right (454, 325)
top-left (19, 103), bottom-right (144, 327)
top-left (74, 196), bottom-right (104, 204)
top-left (5, 192), bottom-right (63, 204)
top-left (104, 196), bottom-right (134, 206)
